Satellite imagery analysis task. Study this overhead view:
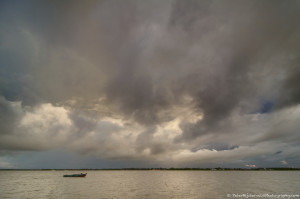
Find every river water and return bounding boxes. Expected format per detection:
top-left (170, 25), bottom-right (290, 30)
top-left (0, 170), bottom-right (299, 199)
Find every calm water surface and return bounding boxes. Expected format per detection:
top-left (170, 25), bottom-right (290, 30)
top-left (0, 170), bottom-right (299, 199)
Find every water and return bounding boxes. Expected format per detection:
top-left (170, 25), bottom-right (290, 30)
top-left (0, 170), bottom-right (299, 199)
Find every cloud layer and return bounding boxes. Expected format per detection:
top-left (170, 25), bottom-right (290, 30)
top-left (1, 0), bottom-right (300, 168)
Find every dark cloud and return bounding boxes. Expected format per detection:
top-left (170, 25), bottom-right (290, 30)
top-left (105, 73), bottom-right (171, 125)
top-left (0, 97), bottom-right (22, 136)
top-left (277, 60), bottom-right (300, 109)
top-left (167, 0), bottom-right (300, 141)
top-left (135, 126), bottom-right (157, 153)
top-left (68, 111), bottom-right (98, 138)
top-left (1, 0), bottom-right (300, 168)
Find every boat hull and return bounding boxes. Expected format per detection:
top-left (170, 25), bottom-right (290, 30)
top-left (63, 173), bottom-right (87, 177)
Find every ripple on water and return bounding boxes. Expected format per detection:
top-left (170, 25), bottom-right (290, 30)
top-left (0, 170), bottom-right (299, 199)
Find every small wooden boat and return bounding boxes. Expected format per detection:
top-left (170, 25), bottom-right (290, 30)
top-left (63, 173), bottom-right (87, 177)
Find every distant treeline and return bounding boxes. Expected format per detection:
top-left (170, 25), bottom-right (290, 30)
top-left (1, 168), bottom-right (300, 171)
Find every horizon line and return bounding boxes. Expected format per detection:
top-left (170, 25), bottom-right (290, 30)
top-left (1, 167), bottom-right (299, 171)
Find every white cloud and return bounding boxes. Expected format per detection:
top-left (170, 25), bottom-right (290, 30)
top-left (0, 158), bottom-right (14, 169)
top-left (245, 164), bottom-right (256, 168)
top-left (20, 103), bottom-right (72, 129)
top-left (281, 160), bottom-right (288, 165)
top-left (0, 98), bottom-right (299, 167)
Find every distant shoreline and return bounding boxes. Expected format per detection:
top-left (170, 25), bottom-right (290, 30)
top-left (1, 168), bottom-right (299, 171)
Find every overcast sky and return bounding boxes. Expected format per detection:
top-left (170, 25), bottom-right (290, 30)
top-left (1, 0), bottom-right (300, 169)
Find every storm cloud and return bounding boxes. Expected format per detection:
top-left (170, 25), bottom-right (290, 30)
top-left (0, 0), bottom-right (300, 168)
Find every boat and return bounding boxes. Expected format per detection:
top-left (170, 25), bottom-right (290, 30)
top-left (63, 173), bottom-right (87, 177)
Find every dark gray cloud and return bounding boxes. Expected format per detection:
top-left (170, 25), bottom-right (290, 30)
top-left (0, 97), bottom-right (19, 135)
top-left (277, 60), bottom-right (300, 109)
top-left (0, 0), bottom-right (300, 168)
top-left (168, 0), bottom-right (300, 141)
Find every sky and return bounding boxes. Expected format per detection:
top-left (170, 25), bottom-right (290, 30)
top-left (1, 0), bottom-right (300, 169)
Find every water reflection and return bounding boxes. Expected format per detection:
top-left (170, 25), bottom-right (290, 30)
top-left (0, 171), bottom-right (299, 199)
